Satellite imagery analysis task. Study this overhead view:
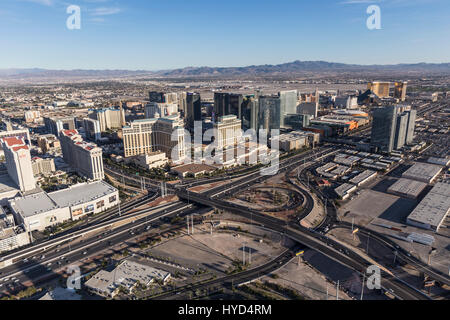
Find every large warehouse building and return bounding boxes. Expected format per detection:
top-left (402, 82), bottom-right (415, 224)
top-left (407, 182), bottom-right (450, 232)
top-left (387, 178), bottom-right (428, 199)
top-left (402, 162), bottom-right (443, 184)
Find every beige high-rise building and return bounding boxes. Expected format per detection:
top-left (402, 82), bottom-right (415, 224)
top-left (178, 92), bottom-right (187, 113)
top-left (24, 110), bottom-right (41, 123)
top-left (164, 92), bottom-right (179, 104)
top-left (32, 157), bottom-right (55, 176)
top-left (89, 107), bottom-right (126, 132)
top-left (368, 81), bottom-right (391, 98)
top-left (60, 130), bottom-right (104, 180)
top-left (122, 116), bottom-right (186, 163)
top-left (1, 137), bottom-right (36, 192)
top-left (213, 115), bottom-right (242, 149)
top-left (37, 134), bottom-right (61, 154)
top-left (394, 81), bottom-right (408, 101)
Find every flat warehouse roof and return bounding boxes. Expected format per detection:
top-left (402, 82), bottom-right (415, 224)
top-left (350, 170), bottom-right (377, 184)
top-left (388, 178), bottom-right (428, 198)
top-left (11, 192), bottom-right (58, 218)
top-left (402, 162), bottom-right (443, 182)
top-left (407, 182), bottom-right (450, 229)
top-left (48, 181), bottom-right (118, 208)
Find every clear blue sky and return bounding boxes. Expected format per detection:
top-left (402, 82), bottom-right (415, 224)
top-left (1, 0), bottom-right (449, 69)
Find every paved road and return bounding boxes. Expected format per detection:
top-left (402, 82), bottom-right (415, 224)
top-left (176, 190), bottom-right (430, 300)
top-left (0, 202), bottom-right (193, 295)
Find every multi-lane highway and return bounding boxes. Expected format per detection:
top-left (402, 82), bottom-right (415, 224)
top-left (0, 200), bottom-right (194, 294)
top-left (176, 190), bottom-right (430, 300)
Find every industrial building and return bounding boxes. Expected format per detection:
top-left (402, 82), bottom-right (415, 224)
top-left (427, 157), bottom-right (450, 167)
top-left (387, 178), bottom-right (428, 199)
top-left (349, 170), bottom-right (377, 187)
top-left (407, 182), bottom-right (450, 232)
top-left (334, 183), bottom-right (357, 200)
top-left (402, 162), bottom-right (443, 183)
top-left (333, 154), bottom-right (361, 167)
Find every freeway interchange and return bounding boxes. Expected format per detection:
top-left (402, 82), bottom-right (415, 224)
top-left (0, 143), bottom-right (447, 300)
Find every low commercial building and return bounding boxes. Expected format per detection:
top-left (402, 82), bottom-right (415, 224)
top-left (85, 259), bottom-right (171, 298)
top-left (402, 162), bottom-right (443, 184)
top-left (349, 170), bottom-right (377, 186)
top-left (278, 132), bottom-right (307, 152)
top-left (387, 178), bottom-right (428, 199)
top-left (407, 182), bottom-right (450, 232)
top-left (47, 181), bottom-right (119, 220)
top-left (171, 163), bottom-right (217, 178)
top-left (125, 152), bottom-right (168, 170)
top-left (9, 192), bottom-right (71, 232)
top-left (8, 181), bottom-right (119, 231)
top-left (0, 208), bottom-right (30, 253)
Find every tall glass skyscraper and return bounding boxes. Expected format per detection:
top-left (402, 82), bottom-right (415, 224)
top-left (279, 90), bottom-right (298, 128)
top-left (186, 92), bottom-right (201, 129)
top-left (371, 106), bottom-right (398, 153)
top-left (258, 96), bottom-right (281, 131)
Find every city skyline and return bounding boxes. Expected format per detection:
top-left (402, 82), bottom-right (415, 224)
top-left (1, 0), bottom-right (450, 69)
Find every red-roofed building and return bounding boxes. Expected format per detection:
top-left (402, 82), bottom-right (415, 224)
top-left (59, 130), bottom-right (104, 181)
top-left (2, 136), bottom-right (25, 147)
top-left (1, 136), bottom-right (36, 192)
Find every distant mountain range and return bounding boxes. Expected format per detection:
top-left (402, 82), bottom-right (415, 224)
top-left (156, 61), bottom-right (450, 76)
top-left (1, 61), bottom-right (450, 81)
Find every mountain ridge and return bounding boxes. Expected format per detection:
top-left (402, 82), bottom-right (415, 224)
top-left (1, 60), bottom-right (450, 79)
